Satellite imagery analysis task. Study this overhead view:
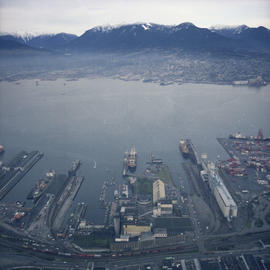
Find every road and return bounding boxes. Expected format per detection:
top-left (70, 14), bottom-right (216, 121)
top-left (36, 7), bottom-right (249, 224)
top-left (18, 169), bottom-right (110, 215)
top-left (1, 244), bottom-right (269, 270)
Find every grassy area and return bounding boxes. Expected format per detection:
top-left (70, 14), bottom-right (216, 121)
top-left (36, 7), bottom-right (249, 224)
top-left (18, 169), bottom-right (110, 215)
top-left (73, 231), bottom-right (113, 249)
top-left (157, 165), bottom-right (175, 187)
top-left (136, 177), bottom-right (153, 196)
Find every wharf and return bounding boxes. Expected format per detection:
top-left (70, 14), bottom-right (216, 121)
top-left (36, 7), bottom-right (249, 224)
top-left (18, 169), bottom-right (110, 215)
top-left (146, 153), bottom-right (163, 165)
top-left (217, 137), bottom-right (270, 197)
top-left (69, 202), bottom-right (87, 231)
top-left (217, 138), bottom-right (235, 158)
top-left (52, 176), bottom-right (84, 232)
top-left (0, 151), bottom-right (44, 201)
top-left (186, 139), bottom-right (201, 166)
top-left (26, 193), bottom-right (54, 238)
top-left (182, 162), bottom-right (200, 197)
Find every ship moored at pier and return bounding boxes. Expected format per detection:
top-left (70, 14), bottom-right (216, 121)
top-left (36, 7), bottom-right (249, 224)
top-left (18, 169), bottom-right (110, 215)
top-left (229, 129), bottom-right (270, 141)
top-left (179, 140), bottom-right (189, 158)
top-left (27, 171), bottom-right (54, 200)
top-left (127, 147), bottom-right (137, 172)
top-left (68, 160), bottom-right (81, 176)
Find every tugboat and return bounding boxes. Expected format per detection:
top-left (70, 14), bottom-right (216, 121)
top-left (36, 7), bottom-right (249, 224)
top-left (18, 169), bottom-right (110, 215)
top-left (45, 170), bottom-right (55, 178)
top-left (127, 147), bottom-right (137, 172)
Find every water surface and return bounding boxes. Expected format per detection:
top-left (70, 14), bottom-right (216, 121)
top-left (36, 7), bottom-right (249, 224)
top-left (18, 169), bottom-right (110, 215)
top-left (0, 78), bottom-right (269, 223)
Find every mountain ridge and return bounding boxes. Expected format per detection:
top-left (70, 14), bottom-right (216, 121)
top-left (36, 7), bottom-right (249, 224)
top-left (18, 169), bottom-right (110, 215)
top-left (1, 22), bottom-right (269, 53)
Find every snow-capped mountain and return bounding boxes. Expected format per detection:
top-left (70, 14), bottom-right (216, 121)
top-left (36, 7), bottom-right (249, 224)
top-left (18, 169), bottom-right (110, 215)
top-left (1, 22), bottom-right (269, 53)
top-left (67, 22), bottom-right (233, 52)
top-left (0, 32), bottom-right (77, 50)
top-left (211, 25), bottom-right (270, 50)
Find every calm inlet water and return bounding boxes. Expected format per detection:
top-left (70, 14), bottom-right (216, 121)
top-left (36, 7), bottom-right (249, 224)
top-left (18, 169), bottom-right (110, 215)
top-left (0, 78), bottom-right (269, 223)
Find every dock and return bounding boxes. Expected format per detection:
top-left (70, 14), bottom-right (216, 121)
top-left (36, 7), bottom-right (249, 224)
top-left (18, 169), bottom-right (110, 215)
top-left (186, 139), bottom-right (201, 166)
top-left (0, 151), bottom-right (44, 201)
top-left (52, 176), bottom-right (84, 232)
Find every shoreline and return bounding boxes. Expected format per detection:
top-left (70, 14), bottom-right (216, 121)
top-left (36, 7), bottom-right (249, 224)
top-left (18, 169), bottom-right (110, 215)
top-left (0, 73), bottom-right (268, 88)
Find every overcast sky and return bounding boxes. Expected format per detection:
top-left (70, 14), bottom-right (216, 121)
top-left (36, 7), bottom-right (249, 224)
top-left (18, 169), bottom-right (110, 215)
top-left (0, 0), bottom-right (269, 35)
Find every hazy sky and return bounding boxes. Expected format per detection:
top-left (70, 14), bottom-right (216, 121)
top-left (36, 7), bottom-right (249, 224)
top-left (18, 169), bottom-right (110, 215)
top-left (0, 0), bottom-right (269, 35)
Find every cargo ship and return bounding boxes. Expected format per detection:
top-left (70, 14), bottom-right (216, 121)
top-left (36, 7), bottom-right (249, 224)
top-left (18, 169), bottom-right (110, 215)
top-left (127, 147), bottom-right (137, 172)
top-left (68, 160), bottom-right (81, 177)
top-left (27, 171), bottom-right (54, 200)
top-left (179, 140), bottom-right (189, 158)
top-left (229, 129), bottom-right (270, 141)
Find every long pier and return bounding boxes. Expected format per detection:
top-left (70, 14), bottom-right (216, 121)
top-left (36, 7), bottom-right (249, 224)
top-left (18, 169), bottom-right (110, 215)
top-left (52, 176), bottom-right (84, 232)
top-left (186, 139), bottom-right (201, 166)
top-left (0, 151), bottom-right (44, 201)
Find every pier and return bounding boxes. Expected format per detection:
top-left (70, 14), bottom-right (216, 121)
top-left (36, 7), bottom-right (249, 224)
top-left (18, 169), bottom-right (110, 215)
top-left (52, 176), bottom-right (84, 232)
top-left (186, 139), bottom-right (201, 166)
top-left (0, 151), bottom-right (44, 201)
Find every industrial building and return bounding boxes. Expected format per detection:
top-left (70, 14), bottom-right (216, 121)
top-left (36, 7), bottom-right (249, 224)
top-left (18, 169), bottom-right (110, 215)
top-left (153, 202), bottom-right (173, 217)
top-left (205, 162), bottom-right (237, 221)
top-left (214, 184), bottom-right (238, 219)
top-left (153, 179), bottom-right (166, 204)
top-left (122, 223), bottom-right (151, 236)
top-left (153, 228), bottom-right (168, 238)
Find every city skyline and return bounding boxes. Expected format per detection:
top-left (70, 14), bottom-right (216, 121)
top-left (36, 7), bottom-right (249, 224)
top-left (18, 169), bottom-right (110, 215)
top-left (0, 0), bottom-right (270, 35)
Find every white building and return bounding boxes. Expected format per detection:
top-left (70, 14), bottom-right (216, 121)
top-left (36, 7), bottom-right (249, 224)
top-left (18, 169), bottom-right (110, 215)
top-left (214, 184), bottom-right (238, 220)
top-left (206, 162), bottom-right (238, 221)
top-left (153, 228), bottom-right (167, 238)
top-left (153, 202), bottom-right (173, 217)
top-left (115, 235), bottom-right (129, 242)
top-left (153, 179), bottom-right (166, 204)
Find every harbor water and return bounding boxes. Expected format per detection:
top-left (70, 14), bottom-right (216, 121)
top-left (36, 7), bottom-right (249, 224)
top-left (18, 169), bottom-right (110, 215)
top-left (0, 78), bottom-right (270, 223)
